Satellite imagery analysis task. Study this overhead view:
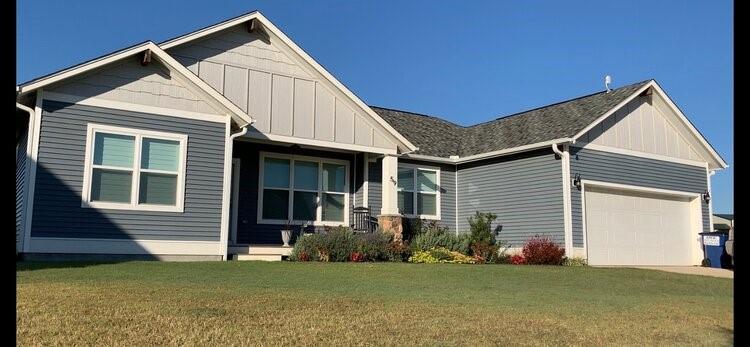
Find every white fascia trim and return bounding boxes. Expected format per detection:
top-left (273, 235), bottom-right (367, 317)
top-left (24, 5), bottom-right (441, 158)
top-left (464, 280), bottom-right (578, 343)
top-left (576, 142), bottom-right (709, 168)
top-left (160, 12), bottom-right (417, 152)
top-left (401, 154), bottom-right (456, 164)
top-left (17, 42), bottom-right (253, 127)
top-left (27, 237), bottom-right (222, 255)
top-left (402, 138), bottom-right (574, 165)
top-left (571, 81), bottom-right (654, 143)
top-left (241, 131), bottom-right (398, 155)
top-left (580, 179), bottom-right (701, 198)
top-left (43, 91), bottom-right (227, 123)
top-left (22, 90), bottom-right (44, 253)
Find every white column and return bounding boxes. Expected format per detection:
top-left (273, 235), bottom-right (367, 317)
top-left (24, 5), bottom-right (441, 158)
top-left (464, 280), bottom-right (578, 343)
top-left (380, 154), bottom-right (400, 215)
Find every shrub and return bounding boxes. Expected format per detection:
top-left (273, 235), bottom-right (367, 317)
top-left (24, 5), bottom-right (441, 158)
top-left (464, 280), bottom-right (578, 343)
top-left (467, 211), bottom-right (497, 244)
top-left (563, 257), bottom-right (587, 266)
top-left (411, 223), bottom-right (471, 254)
top-left (408, 247), bottom-right (475, 264)
top-left (522, 236), bottom-right (565, 265)
top-left (354, 231), bottom-right (391, 261)
top-left (385, 241), bottom-right (411, 262)
top-left (510, 254), bottom-right (526, 265)
top-left (470, 241), bottom-right (499, 264)
top-left (289, 233), bottom-right (322, 261)
top-left (349, 251), bottom-right (365, 262)
top-left (318, 226), bottom-right (357, 262)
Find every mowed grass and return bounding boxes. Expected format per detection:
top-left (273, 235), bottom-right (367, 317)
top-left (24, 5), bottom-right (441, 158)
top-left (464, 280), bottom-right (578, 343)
top-left (17, 262), bottom-right (732, 346)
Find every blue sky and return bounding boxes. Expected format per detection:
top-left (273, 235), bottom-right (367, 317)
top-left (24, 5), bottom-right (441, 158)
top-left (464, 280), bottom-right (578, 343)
top-left (17, 0), bottom-right (733, 213)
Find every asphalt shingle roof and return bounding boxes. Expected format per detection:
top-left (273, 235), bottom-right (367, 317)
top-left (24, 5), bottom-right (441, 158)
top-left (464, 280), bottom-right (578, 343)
top-left (372, 80), bottom-right (651, 158)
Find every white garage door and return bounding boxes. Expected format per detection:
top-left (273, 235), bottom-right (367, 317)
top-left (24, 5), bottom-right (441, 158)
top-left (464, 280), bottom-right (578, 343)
top-left (585, 186), bottom-right (693, 266)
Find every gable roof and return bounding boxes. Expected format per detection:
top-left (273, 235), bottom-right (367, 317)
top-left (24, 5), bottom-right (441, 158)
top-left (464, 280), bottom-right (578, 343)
top-left (374, 79), bottom-right (727, 169)
top-left (17, 42), bottom-right (254, 127)
top-left (160, 11), bottom-right (418, 153)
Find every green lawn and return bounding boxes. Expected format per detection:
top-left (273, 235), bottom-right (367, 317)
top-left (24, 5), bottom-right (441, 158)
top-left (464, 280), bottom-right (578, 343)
top-left (17, 262), bottom-right (733, 346)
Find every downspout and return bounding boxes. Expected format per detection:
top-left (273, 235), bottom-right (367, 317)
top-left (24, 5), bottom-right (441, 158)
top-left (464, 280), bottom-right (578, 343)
top-left (220, 124), bottom-right (249, 260)
top-left (552, 143), bottom-right (574, 256)
top-left (707, 169), bottom-right (716, 232)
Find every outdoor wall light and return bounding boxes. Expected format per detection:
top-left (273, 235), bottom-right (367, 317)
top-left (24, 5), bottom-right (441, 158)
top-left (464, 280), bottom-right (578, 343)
top-left (572, 173), bottom-right (582, 190)
top-left (703, 190), bottom-right (711, 203)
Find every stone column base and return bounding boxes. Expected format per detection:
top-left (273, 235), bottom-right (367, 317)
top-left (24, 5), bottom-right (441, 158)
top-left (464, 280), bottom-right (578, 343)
top-left (378, 214), bottom-right (404, 242)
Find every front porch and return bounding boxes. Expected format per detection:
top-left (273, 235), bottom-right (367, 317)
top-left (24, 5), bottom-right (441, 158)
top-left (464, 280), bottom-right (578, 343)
top-left (226, 138), bottom-right (405, 259)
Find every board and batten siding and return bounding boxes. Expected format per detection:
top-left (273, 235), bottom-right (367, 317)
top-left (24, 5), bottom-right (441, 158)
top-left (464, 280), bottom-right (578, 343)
top-left (569, 146), bottom-right (710, 248)
top-left (166, 24), bottom-right (398, 151)
top-left (31, 100), bottom-right (226, 241)
top-left (16, 125), bottom-right (29, 252)
top-left (48, 58), bottom-right (222, 115)
top-left (456, 149), bottom-right (565, 246)
top-left (579, 94), bottom-right (703, 162)
top-left (366, 158), bottom-right (457, 232)
top-left (233, 141), bottom-right (358, 245)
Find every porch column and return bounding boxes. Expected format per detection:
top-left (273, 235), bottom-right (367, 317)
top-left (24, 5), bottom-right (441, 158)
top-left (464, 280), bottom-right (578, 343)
top-left (378, 154), bottom-right (403, 241)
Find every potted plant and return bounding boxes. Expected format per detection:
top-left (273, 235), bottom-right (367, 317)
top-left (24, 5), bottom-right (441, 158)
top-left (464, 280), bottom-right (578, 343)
top-left (281, 220), bottom-right (292, 247)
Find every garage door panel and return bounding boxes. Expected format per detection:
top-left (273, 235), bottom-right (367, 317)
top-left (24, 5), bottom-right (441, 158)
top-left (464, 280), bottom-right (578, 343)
top-left (585, 186), bottom-right (693, 266)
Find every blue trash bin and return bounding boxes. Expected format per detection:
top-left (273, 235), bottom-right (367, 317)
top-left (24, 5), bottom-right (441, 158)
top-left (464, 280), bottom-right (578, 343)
top-left (700, 232), bottom-right (730, 268)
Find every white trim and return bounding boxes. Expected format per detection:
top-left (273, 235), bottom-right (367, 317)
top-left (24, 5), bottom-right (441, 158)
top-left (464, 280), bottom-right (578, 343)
top-left (454, 164), bottom-right (459, 234)
top-left (241, 131), bottom-right (397, 155)
top-left (576, 142), bottom-right (708, 168)
top-left (27, 237), bottom-right (221, 255)
top-left (580, 179), bottom-right (701, 198)
top-left (403, 154), bottom-right (456, 164)
top-left (22, 90), bottom-right (44, 253)
top-left (42, 91), bottom-right (227, 123)
top-left (80, 123), bottom-right (188, 213)
top-left (230, 158), bottom-right (241, 245)
top-left (455, 138), bottom-right (572, 163)
top-left (16, 102), bottom-right (35, 253)
top-left (160, 12), bottom-right (417, 152)
top-left (707, 166), bottom-right (715, 232)
top-left (396, 162), bottom-right (441, 220)
top-left (579, 179), bottom-right (704, 265)
top-left (256, 152), bottom-right (350, 227)
top-left (17, 42), bottom-right (253, 127)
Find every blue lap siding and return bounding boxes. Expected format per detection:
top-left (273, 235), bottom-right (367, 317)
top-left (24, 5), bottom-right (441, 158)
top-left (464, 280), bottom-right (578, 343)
top-left (30, 100), bottom-right (226, 241)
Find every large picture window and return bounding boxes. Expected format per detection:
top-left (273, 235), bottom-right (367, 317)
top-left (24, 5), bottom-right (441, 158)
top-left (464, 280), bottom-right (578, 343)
top-left (258, 153), bottom-right (349, 226)
top-left (397, 164), bottom-right (440, 219)
top-left (82, 124), bottom-right (187, 212)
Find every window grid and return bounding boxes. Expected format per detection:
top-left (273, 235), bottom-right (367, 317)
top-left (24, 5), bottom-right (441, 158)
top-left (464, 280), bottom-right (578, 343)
top-left (397, 165), bottom-right (440, 219)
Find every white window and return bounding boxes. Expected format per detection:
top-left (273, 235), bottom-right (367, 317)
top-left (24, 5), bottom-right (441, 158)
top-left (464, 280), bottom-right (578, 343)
top-left (81, 124), bottom-right (187, 212)
top-left (258, 152), bottom-right (349, 226)
top-left (397, 164), bottom-right (440, 219)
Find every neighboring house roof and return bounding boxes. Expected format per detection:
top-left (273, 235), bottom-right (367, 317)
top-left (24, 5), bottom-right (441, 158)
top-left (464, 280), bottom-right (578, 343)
top-left (715, 214), bottom-right (734, 220)
top-left (16, 42), bottom-right (254, 127)
top-left (373, 80), bottom-right (650, 158)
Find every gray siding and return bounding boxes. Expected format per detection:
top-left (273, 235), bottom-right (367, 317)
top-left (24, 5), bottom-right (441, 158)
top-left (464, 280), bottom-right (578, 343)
top-left (233, 142), bottom-right (358, 245)
top-left (31, 100), bottom-right (226, 241)
top-left (367, 159), bottom-right (382, 218)
top-left (456, 149), bottom-right (565, 247)
top-left (16, 125), bottom-right (29, 252)
top-left (569, 146), bottom-right (710, 247)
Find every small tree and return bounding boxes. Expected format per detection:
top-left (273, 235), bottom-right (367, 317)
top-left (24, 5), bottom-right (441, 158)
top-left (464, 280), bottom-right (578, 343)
top-left (468, 211), bottom-right (497, 244)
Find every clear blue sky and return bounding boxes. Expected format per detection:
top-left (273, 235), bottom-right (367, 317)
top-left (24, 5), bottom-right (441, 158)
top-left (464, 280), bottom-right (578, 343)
top-left (17, 0), bottom-right (733, 213)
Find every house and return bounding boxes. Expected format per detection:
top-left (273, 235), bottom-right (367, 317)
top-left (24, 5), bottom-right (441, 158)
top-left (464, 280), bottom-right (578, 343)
top-left (16, 11), bottom-right (728, 265)
top-left (713, 214), bottom-right (734, 232)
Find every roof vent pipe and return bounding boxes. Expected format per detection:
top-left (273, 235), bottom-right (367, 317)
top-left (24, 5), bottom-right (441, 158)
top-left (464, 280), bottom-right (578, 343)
top-left (605, 75), bottom-right (612, 93)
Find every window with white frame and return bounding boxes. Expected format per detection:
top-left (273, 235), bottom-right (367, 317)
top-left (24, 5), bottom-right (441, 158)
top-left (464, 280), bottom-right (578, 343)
top-left (398, 165), bottom-right (440, 219)
top-left (258, 153), bottom-right (349, 225)
top-left (82, 124), bottom-right (187, 212)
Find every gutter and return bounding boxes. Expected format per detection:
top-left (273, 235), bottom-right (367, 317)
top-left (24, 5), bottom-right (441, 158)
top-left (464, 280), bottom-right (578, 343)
top-left (401, 138), bottom-right (573, 165)
top-left (16, 102), bottom-right (35, 121)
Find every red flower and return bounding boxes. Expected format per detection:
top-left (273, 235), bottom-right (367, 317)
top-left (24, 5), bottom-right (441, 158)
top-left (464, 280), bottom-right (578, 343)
top-left (350, 251), bottom-right (365, 262)
top-left (297, 251), bottom-right (311, 262)
top-left (510, 254), bottom-right (526, 265)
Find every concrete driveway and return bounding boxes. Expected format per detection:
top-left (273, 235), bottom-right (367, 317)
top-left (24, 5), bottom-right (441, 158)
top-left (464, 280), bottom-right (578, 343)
top-left (633, 266), bottom-right (733, 278)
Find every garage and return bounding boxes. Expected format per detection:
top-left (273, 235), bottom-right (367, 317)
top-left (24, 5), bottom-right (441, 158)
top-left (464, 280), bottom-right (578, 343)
top-left (584, 185), bottom-right (698, 266)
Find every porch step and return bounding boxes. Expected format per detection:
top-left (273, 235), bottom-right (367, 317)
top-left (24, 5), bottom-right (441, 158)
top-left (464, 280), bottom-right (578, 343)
top-left (229, 244), bottom-right (292, 261)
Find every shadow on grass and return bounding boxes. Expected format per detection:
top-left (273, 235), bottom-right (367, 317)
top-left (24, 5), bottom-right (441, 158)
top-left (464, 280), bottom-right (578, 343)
top-left (17, 260), bottom-right (134, 272)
